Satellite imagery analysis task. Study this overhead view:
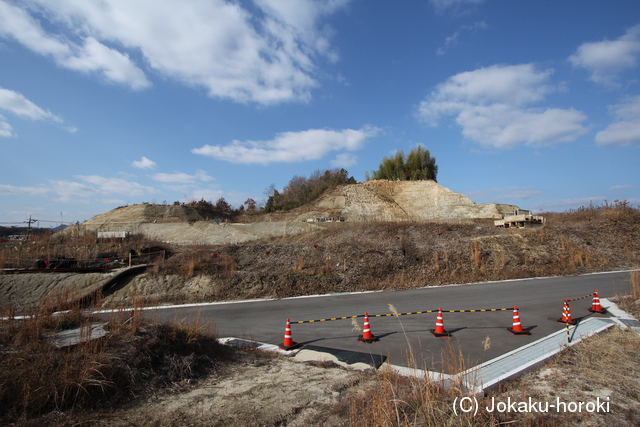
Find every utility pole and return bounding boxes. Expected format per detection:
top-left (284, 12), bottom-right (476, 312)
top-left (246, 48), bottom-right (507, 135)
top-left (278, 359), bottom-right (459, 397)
top-left (24, 215), bottom-right (37, 240)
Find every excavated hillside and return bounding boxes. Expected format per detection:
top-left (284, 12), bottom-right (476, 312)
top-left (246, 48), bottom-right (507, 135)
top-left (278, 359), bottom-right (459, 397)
top-left (66, 181), bottom-right (520, 245)
top-left (290, 180), bottom-right (518, 222)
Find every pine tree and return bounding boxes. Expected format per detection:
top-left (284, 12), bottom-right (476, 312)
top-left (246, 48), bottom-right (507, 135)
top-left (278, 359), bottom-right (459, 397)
top-left (370, 145), bottom-right (437, 182)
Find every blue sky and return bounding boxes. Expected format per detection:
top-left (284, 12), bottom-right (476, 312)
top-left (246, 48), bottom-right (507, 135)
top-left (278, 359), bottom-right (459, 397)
top-left (1, 0), bottom-right (639, 226)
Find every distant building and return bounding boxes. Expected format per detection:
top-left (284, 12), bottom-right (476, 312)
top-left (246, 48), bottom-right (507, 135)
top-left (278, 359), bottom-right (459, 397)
top-left (494, 209), bottom-right (544, 228)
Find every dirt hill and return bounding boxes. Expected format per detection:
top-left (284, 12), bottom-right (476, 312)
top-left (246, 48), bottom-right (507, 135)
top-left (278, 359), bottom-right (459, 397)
top-left (290, 180), bottom-right (518, 222)
top-left (67, 181), bottom-right (520, 245)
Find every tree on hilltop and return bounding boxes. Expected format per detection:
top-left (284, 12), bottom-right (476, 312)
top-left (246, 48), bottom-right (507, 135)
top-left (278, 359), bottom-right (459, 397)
top-left (370, 145), bottom-right (437, 182)
top-left (264, 168), bottom-right (356, 212)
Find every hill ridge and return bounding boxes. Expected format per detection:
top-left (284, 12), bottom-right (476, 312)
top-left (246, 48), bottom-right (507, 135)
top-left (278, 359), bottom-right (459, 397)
top-left (69, 180), bottom-right (520, 245)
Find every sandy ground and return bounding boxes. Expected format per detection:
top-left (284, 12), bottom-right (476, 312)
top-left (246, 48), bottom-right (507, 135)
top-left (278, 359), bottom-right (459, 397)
top-left (85, 353), bottom-right (370, 427)
top-left (0, 272), bottom-right (110, 311)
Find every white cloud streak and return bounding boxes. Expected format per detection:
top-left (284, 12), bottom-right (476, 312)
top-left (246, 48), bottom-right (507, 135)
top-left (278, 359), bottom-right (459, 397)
top-left (132, 156), bottom-right (156, 169)
top-left (0, 86), bottom-right (69, 137)
top-left (75, 175), bottom-right (158, 197)
top-left (0, 87), bottom-right (62, 122)
top-left (331, 152), bottom-right (358, 168)
top-left (569, 24), bottom-right (640, 87)
top-left (0, 175), bottom-right (156, 202)
top-left (192, 126), bottom-right (379, 165)
top-left (151, 170), bottom-right (214, 184)
top-left (0, 0), bottom-right (349, 104)
top-left (0, 115), bottom-right (14, 137)
top-left (417, 64), bottom-right (588, 148)
top-left (430, 0), bottom-right (484, 14)
top-left (437, 21), bottom-right (487, 55)
top-left (530, 197), bottom-right (607, 213)
top-left (610, 185), bottom-right (635, 191)
top-left (596, 95), bottom-right (640, 146)
top-left (465, 186), bottom-right (543, 202)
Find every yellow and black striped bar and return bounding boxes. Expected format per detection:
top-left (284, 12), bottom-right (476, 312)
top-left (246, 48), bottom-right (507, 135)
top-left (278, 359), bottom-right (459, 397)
top-left (568, 293), bottom-right (594, 302)
top-left (441, 308), bottom-right (513, 313)
top-left (292, 307), bottom-right (514, 324)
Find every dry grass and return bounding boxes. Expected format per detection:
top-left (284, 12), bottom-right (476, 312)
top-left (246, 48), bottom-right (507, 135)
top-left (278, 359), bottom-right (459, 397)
top-left (491, 326), bottom-right (640, 426)
top-left (83, 202), bottom-right (638, 307)
top-left (340, 319), bottom-right (640, 427)
top-left (616, 270), bottom-right (640, 319)
top-left (5, 202), bottom-right (637, 309)
top-left (116, 210), bottom-right (640, 302)
top-left (0, 232), bottom-right (169, 270)
top-left (0, 299), bottom-right (233, 426)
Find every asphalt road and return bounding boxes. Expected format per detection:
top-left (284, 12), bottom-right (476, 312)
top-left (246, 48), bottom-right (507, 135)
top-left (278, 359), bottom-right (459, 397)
top-left (144, 271), bottom-right (631, 372)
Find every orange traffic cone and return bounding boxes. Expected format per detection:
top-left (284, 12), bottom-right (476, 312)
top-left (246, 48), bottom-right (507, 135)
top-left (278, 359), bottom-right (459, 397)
top-left (430, 307), bottom-right (451, 337)
top-left (588, 290), bottom-right (607, 314)
top-left (280, 318), bottom-right (297, 350)
top-left (358, 312), bottom-right (379, 343)
top-left (558, 298), bottom-right (577, 325)
top-left (508, 306), bottom-right (531, 335)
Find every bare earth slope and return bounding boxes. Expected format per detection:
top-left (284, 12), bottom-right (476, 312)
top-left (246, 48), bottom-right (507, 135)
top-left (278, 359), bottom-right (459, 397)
top-left (295, 180), bottom-right (517, 222)
top-left (70, 181), bottom-right (519, 245)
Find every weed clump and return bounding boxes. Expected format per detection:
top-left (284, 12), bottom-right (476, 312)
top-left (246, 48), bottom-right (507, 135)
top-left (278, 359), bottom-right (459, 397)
top-left (0, 307), bottom-right (232, 425)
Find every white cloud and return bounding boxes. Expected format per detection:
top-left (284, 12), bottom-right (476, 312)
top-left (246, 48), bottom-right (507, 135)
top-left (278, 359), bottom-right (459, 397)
top-left (437, 21), bottom-right (487, 55)
top-left (0, 1), bottom-right (150, 90)
top-left (0, 115), bottom-right (13, 137)
top-left (151, 170), bottom-right (213, 184)
top-left (0, 87), bottom-right (70, 136)
top-left (530, 197), bottom-right (606, 213)
top-left (61, 37), bottom-right (151, 89)
top-left (1, 175), bottom-right (157, 202)
top-left (417, 64), bottom-right (588, 148)
top-left (0, 183), bottom-right (47, 196)
top-left (466, 187), bottom-right (543, 202)
top-left (569, 24), bottom-right (640, 87)
top-left (132, 156), bottom-right (156, 169)
top-left (49, 180), bottom-right (101, 202)
top-left (430, 0), bottom-right (484, 13)
top-left (192, 126), bottom-right (379, 165)
top-left (1, 0), bottom-right (349, 104)
top-left (75, 175), bottom-right (158, 197)
top-left (101, 199), bottom-right (127, 205)
top-left (331, 153), bottom-right (358, 168)
top-left (610, 185), bottom-right (635, 191)
top-left (595, 95), bottom-right (640, 146)
top-left (186, 188), bottom-right (226, 203)
top-left (497, 188), bottom-right (544, 200)
top-left (0, 87), bottom-right (62, 122)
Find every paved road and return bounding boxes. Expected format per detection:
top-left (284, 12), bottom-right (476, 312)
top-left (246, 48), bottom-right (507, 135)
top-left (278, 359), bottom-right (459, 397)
top-left (144, 271), bottom-right (631, 372)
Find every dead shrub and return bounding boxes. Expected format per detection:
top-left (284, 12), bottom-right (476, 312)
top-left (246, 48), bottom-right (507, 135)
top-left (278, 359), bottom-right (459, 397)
top-left (319, 259), bottom-right (335, 275)
top-left (180, 256), bottom-right (197, 279)
top-left (470, 239), bottom-right (482, 269)
top-left (220, 254), bottom-right (237, 277)
top-left (432, 251), bottom-right (440, 271)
